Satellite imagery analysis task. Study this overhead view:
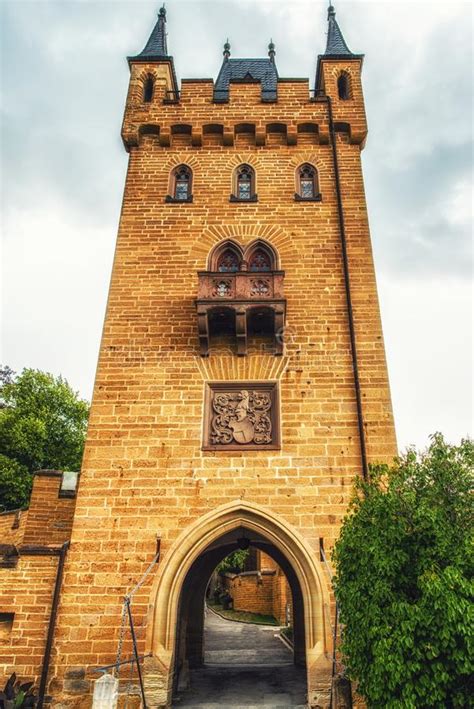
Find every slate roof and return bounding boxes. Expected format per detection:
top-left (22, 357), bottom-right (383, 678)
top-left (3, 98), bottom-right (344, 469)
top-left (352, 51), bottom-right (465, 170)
top-left (324, 5), bottom-right (360, 57)
top-left (131, 6), bottom-right (168, 60)
top-left (214, 58), bottom-right (279, 101)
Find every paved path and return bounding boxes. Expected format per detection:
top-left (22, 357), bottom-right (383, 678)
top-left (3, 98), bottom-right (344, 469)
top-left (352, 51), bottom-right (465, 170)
top-left (173, 609), bottom-right (307, 708)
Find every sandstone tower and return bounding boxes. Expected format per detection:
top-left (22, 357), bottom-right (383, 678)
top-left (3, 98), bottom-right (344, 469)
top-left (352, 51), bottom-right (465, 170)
top-left (0, 4), bottom-right (397, 707)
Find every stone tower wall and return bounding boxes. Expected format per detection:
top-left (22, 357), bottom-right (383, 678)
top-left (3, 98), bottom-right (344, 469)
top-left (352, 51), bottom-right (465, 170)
top-left (48, 66), bottom-right (396, 706)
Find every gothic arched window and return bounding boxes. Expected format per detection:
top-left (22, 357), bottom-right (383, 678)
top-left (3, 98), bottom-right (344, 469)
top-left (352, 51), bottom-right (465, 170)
top-left (298, 164), bottom-right (317, 199)
top-left (143, 75), bottom-right (154, 103)
top-left (172, 164), bottom-right (192, 201)
top-left (217, 248), bottom-right (241, 272)
top-left (232, 164), bottom-right (256, 202)
top-left (295, 163), bottom-right (320, 201)
top-left (337, 72), bottom-right (351, 100)
top-left (208, 241), bottom-right (244, 272)
top-left (248, 248), bottom-right (272, 272)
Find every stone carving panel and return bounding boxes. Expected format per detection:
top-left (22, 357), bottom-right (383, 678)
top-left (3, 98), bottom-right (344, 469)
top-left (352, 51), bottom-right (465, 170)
top-left (203, 382), bottom-right (280, 450)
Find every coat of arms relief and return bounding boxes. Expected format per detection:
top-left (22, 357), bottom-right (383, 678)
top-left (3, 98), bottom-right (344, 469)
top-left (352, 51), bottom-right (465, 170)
top-left (203, 382), bottom-right (279, 450)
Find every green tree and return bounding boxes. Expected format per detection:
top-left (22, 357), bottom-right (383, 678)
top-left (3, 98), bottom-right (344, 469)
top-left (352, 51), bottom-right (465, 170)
top-left (0, 367), bottom-right (89, 511)
top-left (217, 550), bottom-right (250, 574)
top-left (333, 434), bottom-right (474, 708)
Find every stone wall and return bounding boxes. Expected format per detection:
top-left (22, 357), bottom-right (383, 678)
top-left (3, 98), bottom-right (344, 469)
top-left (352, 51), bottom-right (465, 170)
top-left (220, 552), bottom-right (292, 624)
top-left (0, 471), bottom-right (78, 686)
top-left (22, 471), bottom-right (76, 546)
top-left (0, 509), bottom-right (27, 548)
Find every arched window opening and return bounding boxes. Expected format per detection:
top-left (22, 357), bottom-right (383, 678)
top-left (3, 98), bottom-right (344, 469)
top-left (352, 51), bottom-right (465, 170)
top-left (299, 164), bottom-right (316, 199)
top-left (337, 73), bottom-right (351, 100)
top-left (237, 165), bottom-right (253, 200)
top-left (208, 241), bottom-right (244, 272)
top-left (248, 248), bottom-right (272, 272)
top-left (295, 164), bottom-right (320, 202)
top-left (232, 164), bottom-right (256, 202)
top-left (143, 75), bottom-right (154, 103)
top-left (173, 165), bottom-right (192, 201)
top-left (217, 248), bottom-right (241, 273)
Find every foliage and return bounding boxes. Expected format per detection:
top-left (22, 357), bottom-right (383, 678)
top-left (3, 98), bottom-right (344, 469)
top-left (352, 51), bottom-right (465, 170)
top-left (0, 455), bottom-right (31, 511)
top-left (0, 672), bottom-right (37, 708)
top-left (0, 367), bottom-right (89, 511)
top-left (333, 434), bottom-right (474, 708)
top-left (216, 549), bottom-right (250, 574)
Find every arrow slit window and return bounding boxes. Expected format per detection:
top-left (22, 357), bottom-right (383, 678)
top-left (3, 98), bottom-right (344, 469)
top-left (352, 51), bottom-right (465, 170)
top-left (143, 74), bottom-right (154, 103)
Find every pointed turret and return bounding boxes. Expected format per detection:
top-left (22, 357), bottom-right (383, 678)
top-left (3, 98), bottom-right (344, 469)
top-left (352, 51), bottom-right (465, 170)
top-left (125, 4), bottom-right (178, 112)
top-left (315, 3), bottom-right (367, 146)
top-left (315, 3), bottom-right (364, 94)
top-left (137, 5), bottom-right (168, 58)
top-left (325, 4), bottom-right (354, 56)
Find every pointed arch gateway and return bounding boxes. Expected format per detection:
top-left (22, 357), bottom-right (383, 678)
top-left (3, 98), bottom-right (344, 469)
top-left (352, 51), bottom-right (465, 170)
top-left (144, 501), bottom-right (332, 707)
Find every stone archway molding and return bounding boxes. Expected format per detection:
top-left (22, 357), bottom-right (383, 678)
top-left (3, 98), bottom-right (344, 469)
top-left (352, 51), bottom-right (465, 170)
top-left (146, 499), bottom-right (332, 664)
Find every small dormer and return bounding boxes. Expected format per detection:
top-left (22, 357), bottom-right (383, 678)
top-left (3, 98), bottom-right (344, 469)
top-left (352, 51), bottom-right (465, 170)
top-left (213, 41), bottom-right (279, 103)
top-left (196, 240), bottom-right (286, 357)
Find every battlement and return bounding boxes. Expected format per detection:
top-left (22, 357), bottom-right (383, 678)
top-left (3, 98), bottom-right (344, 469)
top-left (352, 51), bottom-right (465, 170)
top-left (123, 59), bottom-right (367, 150)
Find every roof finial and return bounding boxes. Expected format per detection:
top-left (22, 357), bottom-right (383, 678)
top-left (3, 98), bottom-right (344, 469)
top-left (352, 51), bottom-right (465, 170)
top-left (268, 38), bottom-right (276, 62)
top-left (328, 4), bottom-right (336, 19)
top-left (159, 4), bottom-right (166, 18)
top-left (223, 39), bottom-right (231, 61)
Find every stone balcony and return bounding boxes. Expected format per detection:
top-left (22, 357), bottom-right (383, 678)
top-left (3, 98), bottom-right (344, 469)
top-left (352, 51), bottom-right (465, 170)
top-left (195, 270), bottom-right (286, 356)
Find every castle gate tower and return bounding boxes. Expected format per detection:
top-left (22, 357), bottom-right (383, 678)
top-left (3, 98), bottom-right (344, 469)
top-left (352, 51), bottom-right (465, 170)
top-left (49, 4), bottom-right (397, 707)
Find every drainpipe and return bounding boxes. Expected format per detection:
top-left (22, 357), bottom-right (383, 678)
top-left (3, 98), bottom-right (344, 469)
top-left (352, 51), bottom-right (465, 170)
top-left (326, 95), bottom-right (369, 481)
top-left (38, 541), bottom-right (70, 708)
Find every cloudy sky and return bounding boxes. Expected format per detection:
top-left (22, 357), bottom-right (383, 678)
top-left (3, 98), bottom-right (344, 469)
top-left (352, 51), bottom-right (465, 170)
top-left (1, 0), bottom-right (472, 452)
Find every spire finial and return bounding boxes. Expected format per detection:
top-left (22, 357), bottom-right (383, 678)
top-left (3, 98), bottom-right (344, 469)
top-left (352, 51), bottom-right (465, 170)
top-left (223, 39), bottom-right (231, 61)
top-left (268, 38), bottom-right (276, 62)
top-left (159, 4), bottom-right (166, 18)
top-left (328, 4), bottom-right (336, 19)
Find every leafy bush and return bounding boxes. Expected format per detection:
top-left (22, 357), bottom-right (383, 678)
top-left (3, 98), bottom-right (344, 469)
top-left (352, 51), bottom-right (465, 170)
top-left (0, 455), bottom-right (31, 511)
top-left (216, 550), bottom-right (249, 574)
top-left (0, 672), bottom-right (37, 708)
top-left (333, 434), bottom-right (474, 708)
top-left (0, 367), bottom-right (89, 510)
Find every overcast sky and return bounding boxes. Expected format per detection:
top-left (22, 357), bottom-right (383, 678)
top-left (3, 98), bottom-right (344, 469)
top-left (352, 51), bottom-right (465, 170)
top-left (1, 0), bottom-right (472, 452)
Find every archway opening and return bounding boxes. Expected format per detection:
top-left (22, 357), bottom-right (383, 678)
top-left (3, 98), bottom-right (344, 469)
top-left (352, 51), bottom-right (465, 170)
top-left (172, 526), bottom-right (307, 707)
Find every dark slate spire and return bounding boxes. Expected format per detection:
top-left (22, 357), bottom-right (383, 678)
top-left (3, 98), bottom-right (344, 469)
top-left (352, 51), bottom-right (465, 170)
top-left (127, 5), bottom-right (178, 98)
top-left (138, 5), bottom-right (168, 58)
top-left (325, 4), bottom-right (354, 56)
top-left (315, 3), bottom-right (363, 92)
